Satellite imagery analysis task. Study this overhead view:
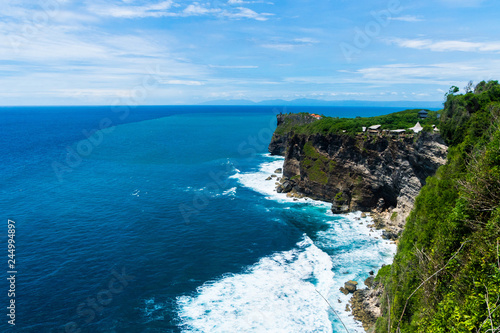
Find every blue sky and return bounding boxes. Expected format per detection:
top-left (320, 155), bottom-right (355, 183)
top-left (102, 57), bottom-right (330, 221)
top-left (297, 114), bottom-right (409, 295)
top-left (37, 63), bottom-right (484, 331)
top-left (1, 0), bottom-right (499, 105)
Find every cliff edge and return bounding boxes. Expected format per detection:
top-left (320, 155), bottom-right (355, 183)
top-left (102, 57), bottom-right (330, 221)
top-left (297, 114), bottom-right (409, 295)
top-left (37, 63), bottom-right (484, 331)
top-left (269, 113), bottom-right (447, 238)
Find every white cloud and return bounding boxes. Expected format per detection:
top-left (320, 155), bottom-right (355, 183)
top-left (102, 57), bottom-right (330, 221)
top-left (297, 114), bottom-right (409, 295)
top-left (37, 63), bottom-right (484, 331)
top-left (388, 38), bottom-right (500, 52)
top-left (88, 1), bottom-right (273, 21)
top-left (183, 4), bottom-right (220, 16)
top-left (209, 65), bottom-right (259, 69)
top-left (222, 7), bottom-right (273, 21)
top-left (227, 0), bottom-right (274, 4)
top-left (261, 43), bottom-right (296, 51)
top-left (293, 37), bottom-right (319, 44)
top-left (389, 15), bottom-right (424, 22)
top-left (351, 61), bottom-right (500, 85)
top-left (260, 37), bottom-right (318, 51)
top-left (439, 0), bottom-right (485, 7)
top-left (160, 79), bottom-right (205, 86)
top-left (89, 1), bottom-right (175, 18)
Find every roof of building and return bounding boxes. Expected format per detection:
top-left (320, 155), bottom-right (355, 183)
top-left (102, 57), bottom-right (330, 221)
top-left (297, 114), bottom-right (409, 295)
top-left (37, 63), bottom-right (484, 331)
top-left (409, 122), bottom-right (423, 133)
top-left (368, 124), bottom-right (382, 130)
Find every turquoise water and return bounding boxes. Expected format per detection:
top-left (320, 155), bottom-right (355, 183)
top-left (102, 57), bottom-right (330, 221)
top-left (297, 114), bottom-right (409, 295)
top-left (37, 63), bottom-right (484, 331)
top-left (0, 106), bottom-right (396, 332)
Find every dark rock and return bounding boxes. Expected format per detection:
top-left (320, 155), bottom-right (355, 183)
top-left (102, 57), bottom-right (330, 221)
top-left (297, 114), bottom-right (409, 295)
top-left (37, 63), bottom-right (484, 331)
top-left (369, 270), bottom-right (374, 275)
top-left (331, 191), bottom-right (351, 214)
top-left (382, 230), bottom-right (398, 240)
top-left (339, 287), bottom-right (349, 295)
top-left (274, 168), bottom-right (282, 174)
top-left (364, 276), bottom-right (375, 288)
top-left (331, 203), bottom-right (350, 214)
top-left (345, 280), bottom-right (358, 293)
top-left (350, 289), bottom-right (378, 331)
top-left (345, 304), bottom-right (351, 312)
top-left (266, 176), bottom-right (272, 181)
top-left (281, 180), bottom-right (294, 193)
top-left (376, 197), bottom-right (385, 211)
top-left (276, 186), bottom-right (284, 193)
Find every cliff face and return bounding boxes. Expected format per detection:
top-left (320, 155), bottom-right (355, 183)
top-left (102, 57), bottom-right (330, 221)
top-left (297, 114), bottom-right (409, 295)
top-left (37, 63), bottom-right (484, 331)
top-left (268, 113), bottom-right (317, 155)
top-left (269, 114), bottom-right (448, 235)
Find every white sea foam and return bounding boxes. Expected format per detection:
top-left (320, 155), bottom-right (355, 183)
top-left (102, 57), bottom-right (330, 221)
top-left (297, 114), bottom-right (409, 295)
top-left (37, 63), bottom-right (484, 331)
top-left (177, 236), bottom-right (337, 333)
top-left (230, 156), bottom-right (330, 209)
top-left (175, 155), bottom-right (396, 332)
top-left (222, 187), bottom-right (237, 197)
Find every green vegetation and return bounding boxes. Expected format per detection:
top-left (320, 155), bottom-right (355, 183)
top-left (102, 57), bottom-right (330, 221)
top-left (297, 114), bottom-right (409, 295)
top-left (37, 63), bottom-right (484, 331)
top-left (284, 109), bottom-right (440, 135)
top-left (334, 192), bottom-right (345, 202)
top-left (302, 141), bottom-right (329, 184)
top-left (376, 81), bottom-right (500, 332)
top-left (391, 212), bottom-right (398, 221)
top-left (274, 112), bottom-right (317, 135)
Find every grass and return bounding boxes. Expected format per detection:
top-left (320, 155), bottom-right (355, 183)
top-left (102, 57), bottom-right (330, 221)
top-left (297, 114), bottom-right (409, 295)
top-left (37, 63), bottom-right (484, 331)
top-left (280, 109), bottom-right (441, 136)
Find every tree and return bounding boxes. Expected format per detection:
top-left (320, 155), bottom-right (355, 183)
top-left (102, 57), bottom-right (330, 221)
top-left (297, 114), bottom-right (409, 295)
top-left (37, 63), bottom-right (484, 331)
top-left (449, 86), bottom-right (459, 94)
top-left (464, 80), bottom-right (474, 93)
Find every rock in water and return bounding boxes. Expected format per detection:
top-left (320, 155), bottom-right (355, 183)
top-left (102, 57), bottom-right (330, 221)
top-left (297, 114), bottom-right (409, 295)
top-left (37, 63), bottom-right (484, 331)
top-left (274, 168), bottom-right (282, 174)
top-left (364, 276), bottom-right (375, 288)
top-left (281, 180), bottom-right (294, 193)
top-left (344, 280), bottom-right (358, 293)
top-left (332, 191), bottom-right (351, 214)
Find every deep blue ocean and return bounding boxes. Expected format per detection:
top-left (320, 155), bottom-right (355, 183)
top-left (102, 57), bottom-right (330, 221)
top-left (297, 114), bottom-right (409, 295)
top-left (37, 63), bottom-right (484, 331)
top-left (0, 106), bottom-right (402, 333)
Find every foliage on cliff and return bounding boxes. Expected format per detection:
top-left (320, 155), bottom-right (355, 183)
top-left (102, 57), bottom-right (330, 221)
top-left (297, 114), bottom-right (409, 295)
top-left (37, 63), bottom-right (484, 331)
top-left (376, 81), bottom-right (500, 332)
top-left (285, 109), bottom-right (440, 135)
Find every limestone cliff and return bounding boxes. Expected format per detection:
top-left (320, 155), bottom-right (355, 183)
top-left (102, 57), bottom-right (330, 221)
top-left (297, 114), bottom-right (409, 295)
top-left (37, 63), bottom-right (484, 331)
top-left (269, 114), bottom-right (448, 236)
top-left (268, 113), bottom-right (318, 155)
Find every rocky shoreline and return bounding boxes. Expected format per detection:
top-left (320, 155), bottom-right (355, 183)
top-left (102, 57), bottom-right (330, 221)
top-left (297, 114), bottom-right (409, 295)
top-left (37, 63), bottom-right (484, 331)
top-left (263, 164), bottom-right (397, 331)
top-left (268, 113), bottom-right (448, 331)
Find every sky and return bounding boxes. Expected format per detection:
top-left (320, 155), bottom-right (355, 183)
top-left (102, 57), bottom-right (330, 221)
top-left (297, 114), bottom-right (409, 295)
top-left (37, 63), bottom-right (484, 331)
top-left (0, 0), bottom-right (499, 105)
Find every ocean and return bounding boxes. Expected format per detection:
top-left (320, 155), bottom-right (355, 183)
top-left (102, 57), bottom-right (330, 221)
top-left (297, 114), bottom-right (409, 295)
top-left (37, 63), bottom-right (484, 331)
top-left (0, 106), bottom-right (399, 333)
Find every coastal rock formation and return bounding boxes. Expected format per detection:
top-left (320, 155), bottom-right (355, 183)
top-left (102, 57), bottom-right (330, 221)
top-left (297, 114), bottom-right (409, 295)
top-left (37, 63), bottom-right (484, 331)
top-left (350, 287), bottom-right (382, 332)
top-left (269, 114), bottom-right (448, 236)
top-left (268, 113), bottom-right (318, 155)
